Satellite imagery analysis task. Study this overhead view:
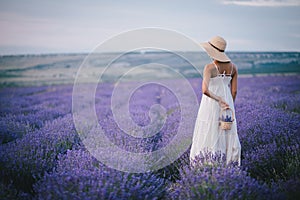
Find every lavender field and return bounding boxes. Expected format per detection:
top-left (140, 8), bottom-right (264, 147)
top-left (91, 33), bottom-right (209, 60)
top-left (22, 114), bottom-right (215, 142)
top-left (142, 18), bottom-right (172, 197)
top-left (0, 73), bottom-right (300, 199)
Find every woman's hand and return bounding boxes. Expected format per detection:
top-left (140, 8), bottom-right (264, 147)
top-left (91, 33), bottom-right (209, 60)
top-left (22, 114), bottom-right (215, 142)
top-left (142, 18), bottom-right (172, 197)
top-left (218, 98), bottom-right (229, 109)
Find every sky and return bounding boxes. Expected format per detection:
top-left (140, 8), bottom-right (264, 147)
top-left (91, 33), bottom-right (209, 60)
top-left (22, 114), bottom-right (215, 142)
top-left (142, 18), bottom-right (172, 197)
top-left (0, 0), bottom-right (299, 55)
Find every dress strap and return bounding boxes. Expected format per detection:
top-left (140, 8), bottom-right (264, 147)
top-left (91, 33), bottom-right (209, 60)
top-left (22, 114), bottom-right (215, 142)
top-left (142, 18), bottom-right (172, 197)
top-left (213, 62), bottom-right (220, 74)
top-left (214, 62), bottom-right (233, 76)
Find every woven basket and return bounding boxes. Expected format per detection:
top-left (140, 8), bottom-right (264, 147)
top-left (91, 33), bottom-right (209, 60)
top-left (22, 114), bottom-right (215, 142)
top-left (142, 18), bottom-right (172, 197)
top-left (220, 108), bottom-right (234, 130)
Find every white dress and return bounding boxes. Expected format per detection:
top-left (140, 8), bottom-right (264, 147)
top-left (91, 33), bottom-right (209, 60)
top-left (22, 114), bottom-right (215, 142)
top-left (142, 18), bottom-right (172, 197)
top-left (190, 64), bottom-right (241, 165)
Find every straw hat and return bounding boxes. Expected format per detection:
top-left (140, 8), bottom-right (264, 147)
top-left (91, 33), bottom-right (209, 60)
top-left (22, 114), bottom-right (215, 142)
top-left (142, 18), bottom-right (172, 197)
top-left (201, 36), bottom-right (231, 62)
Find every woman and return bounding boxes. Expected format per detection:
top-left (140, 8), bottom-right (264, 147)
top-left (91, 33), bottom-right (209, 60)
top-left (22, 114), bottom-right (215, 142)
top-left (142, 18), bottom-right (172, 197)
top-left (190, 36), bottom-right (241, 165)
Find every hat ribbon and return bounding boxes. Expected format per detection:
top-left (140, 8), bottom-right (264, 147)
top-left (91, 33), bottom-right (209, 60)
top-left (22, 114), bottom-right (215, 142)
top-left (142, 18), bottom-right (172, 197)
top-left (208, 42), bottom-right (225, 52)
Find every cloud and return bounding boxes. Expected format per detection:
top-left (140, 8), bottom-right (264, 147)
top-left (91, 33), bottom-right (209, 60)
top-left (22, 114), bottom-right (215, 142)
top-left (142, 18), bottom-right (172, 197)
top-left (221, 0), bottom-right (300, 7)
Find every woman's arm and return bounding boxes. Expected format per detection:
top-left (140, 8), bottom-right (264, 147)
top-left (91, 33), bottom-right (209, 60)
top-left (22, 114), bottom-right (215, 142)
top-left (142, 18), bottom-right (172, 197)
top-left (231, 65), bottom-right (238, 102)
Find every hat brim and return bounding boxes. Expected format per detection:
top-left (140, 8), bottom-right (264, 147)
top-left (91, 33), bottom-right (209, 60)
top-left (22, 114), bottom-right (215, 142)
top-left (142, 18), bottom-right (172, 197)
top-left (201, 42), bottom-right (231, 62)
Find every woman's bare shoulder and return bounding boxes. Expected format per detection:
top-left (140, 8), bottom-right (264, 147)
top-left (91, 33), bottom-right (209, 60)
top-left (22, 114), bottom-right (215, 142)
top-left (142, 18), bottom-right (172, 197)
top-left (231, 62), bottom-right (237, 69)
top-left (204, 63), bottom-right (215, 71)
top-left (231, 62), bottom-right (238, 75)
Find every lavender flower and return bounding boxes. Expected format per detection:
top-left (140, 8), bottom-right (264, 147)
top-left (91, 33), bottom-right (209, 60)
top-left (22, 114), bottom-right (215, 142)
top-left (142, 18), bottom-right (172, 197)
top-left (34, 149), bottom-right (168, 200)
top-left (168, 152), bottom-right (273, 200)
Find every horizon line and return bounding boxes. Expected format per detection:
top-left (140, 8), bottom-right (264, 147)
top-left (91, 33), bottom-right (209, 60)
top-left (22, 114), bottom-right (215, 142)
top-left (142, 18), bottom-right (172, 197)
top-left (1, 50), bottom-right (300, 57)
